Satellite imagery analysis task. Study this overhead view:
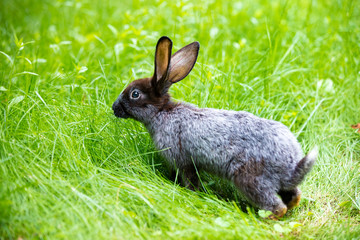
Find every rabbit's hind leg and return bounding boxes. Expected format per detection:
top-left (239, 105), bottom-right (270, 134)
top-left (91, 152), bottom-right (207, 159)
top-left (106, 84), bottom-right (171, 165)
top-left (278, 188), bottom-right (301, 210)
top-left (233, 175), bottom-right (287, 219)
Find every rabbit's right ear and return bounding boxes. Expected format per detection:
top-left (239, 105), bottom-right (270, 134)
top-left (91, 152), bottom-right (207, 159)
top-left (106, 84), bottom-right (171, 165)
top-left (152, 36), bottom-right (173, 95)
top-left (167, 41), bottom-right (199, 84)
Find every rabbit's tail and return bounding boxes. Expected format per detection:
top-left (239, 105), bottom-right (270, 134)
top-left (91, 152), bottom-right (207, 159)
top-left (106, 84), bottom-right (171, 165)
top-left (290, 146), bottom-right (318, 186)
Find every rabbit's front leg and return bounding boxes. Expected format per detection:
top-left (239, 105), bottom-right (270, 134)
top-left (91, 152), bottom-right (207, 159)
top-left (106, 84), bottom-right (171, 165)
top-left (180, 164), bottom-right (200, 191)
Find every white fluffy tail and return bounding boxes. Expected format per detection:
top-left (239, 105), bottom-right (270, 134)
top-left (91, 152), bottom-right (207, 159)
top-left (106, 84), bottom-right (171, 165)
top-left (290, 146), bottom-right (318, 186)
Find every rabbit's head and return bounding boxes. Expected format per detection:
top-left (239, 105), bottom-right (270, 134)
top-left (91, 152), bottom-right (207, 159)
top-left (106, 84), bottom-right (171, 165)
top-left (112, 36), bottom-right (199, 122)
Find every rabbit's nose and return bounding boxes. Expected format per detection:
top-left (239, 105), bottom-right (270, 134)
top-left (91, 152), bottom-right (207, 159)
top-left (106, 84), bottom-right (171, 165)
top-left (112, 95), bottom-right (123, 111)
top-left (112, 101), bottom-right (117, 111)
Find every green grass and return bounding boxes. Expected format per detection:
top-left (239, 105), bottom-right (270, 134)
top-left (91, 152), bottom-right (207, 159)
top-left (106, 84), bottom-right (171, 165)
top-left (1, 0), bottom-right (360, 239)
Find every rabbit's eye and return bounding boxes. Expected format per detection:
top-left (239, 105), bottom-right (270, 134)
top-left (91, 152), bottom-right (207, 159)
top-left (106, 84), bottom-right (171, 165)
top-left (130, 90), bottom-right (140, 99)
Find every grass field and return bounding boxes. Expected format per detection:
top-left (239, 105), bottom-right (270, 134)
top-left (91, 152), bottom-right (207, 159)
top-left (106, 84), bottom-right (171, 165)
top-left (1, 0), bottom-right (360, 239)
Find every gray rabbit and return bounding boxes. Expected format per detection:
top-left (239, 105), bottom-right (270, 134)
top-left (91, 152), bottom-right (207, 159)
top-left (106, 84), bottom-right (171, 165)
top-left (112, 36), bottom-right (317, 219)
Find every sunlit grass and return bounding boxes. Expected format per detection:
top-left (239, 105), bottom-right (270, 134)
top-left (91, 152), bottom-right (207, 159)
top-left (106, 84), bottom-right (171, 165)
top-left (1, 0), bottom-right (359, 239)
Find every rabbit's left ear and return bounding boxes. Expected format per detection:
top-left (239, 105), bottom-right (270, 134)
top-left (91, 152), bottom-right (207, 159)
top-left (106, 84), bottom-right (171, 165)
top-left (152, 36), bottom-right (173, 95)
top-left (168, 41), bottom-right (200, 83)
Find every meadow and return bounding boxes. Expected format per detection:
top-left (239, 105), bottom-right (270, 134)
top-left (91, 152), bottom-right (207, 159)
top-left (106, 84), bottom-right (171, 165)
top-left (0, 0), bottom-right (359, 239)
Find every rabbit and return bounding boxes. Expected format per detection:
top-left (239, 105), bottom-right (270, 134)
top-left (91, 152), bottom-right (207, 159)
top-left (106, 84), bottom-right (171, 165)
top-left (112, 36), bottom-right (317, 219)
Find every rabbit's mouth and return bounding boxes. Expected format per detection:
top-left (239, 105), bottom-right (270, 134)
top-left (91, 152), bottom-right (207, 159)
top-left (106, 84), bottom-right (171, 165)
top-left (112, 102), bottom-right (130, 119)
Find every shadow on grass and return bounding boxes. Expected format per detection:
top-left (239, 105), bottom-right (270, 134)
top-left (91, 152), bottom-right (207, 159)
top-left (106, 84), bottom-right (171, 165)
top-left (148, 152), bottom-right (253, 214)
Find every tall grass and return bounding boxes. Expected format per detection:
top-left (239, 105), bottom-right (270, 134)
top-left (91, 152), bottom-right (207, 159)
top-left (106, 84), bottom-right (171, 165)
top-left (1, 0), bottom-right (359, 239)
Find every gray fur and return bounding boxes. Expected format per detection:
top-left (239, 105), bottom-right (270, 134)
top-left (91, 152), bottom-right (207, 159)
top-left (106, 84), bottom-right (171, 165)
top-left (112, 36), bottom-right (317, 217)
top-left (144, 104), bottom-right (313, 213)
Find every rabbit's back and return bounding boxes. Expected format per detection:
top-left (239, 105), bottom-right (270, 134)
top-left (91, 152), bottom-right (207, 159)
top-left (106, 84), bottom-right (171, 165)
top-left (148, 104), bottom-right (303, 186)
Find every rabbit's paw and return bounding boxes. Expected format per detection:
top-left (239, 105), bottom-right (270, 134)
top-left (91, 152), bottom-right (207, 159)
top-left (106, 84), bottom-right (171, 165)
top-left (287, 192), bottom-right (301, 210)
top-left (268, 205), bottom-right (288, 220)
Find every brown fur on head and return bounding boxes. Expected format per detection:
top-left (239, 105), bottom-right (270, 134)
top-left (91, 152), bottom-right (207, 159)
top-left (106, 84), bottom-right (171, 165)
top-left (112, 36), bottom-right (199, 122)
top-left (113, 77), bottom-right (175, 119)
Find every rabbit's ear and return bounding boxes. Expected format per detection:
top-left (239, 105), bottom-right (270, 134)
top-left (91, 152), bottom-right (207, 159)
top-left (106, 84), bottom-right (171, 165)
top-left (152, 36), bottom-right (172, 95)
top-left (168, 41), bottom-right (200, 83)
